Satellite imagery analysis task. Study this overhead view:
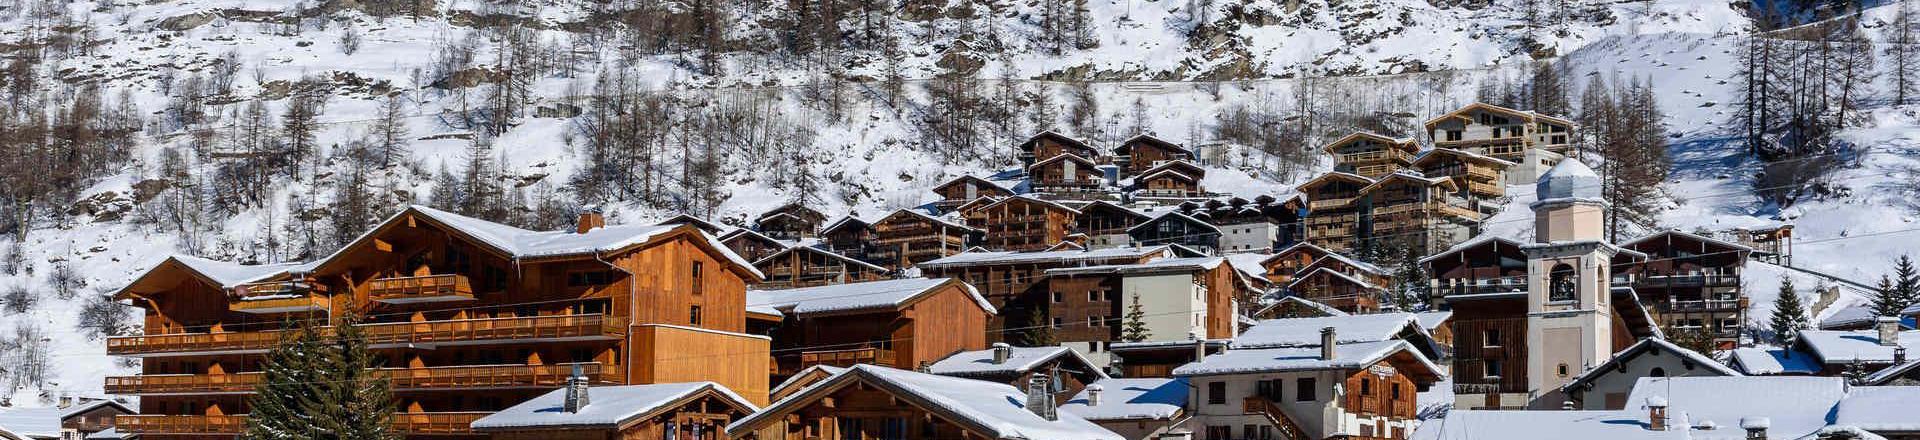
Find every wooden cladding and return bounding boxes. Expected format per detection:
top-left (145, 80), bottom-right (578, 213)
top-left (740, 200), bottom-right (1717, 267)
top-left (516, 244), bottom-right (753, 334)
top-left (106, 363), bottom-right (620, 395)
top-left (368, 274), bottom-right (476, 303)
top-left (799, 347), bottom-right (897, 370)
top-left (107, 314), bottom-right (626, 356)
top-left (115, 413), bottom-right (490, 435)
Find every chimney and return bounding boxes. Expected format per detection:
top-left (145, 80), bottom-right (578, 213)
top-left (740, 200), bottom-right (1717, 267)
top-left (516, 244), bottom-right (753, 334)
top-left (563, 364), bottom-right (591, 413)
top-left (1897, 346), bottom-right (1908, 365)
top-left (1646, 396), bottom-right (1669, 431)
top-left (992, 343), bottom-right (1012, 364)
top-left (1026, 374), bottom-right (1057, 421)
top-left (1741, 417), bottom-right (1770, 440)
top-left (1879, 316), bottom-right (1901, 346)
top-left (58, 396), bottom-right (72, 409)
top-left (1086, 384), bottom-right (1104, 406)
top-left (1320, 326), bottom-right (1337, 361)
top-left (576, 206), bottom-right (606, 234)
top-left (1191, 332), bottom-right (1207, 362)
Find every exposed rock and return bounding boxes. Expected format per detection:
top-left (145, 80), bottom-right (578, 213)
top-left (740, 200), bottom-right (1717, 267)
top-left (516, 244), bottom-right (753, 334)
top-left (67, 192), bottom-right (133, 223)
top-left (434, 67), bottom-right (505, 89)
top-left (535, 103), bottom-right (582, 118)
top-left (158, 12), bottom-right (218, 31)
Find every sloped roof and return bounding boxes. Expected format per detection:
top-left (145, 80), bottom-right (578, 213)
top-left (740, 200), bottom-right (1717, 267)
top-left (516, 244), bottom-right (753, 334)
top-left (752, 245), bottom-right (889, 273)
top-left (818, 215), bottom-right (873, 236)
top-left (1255, 296), bottom-right (1350, 318)
top-left (1727, 347), bottom-right (1822, 375)
top-left (1321, 131), bottom-right (1417, 153)
top-left (1028, 152), bottom-right (1099, 171)
top-left (983, 194), bottom-right (1080, 215)
top-left (1223, 252), bottom-right (1273, 280)
top-left (1622, 229), bottom-right (1755, 253)
top-left (936, 175), bottom-right (1014, 193)
top-left (471, 382), bottom-right (755, 430)
top-left (1795, 330), bottom-right (1920, 365)
top-left (877, 209), bottom-right (980, 233)
top-left (1625, 376), bottom-right (1849, 440)
top-left (1412, 147), bottom-right (1517, 167)
top-left (1361, 170), bottom-right (1457, 194)
top-left (1835, 386), bottom-right (1920, 431)
top-left (747, 278), bottom-right (994, 316)
top-left (58, 400), bottom-right (132, 420)
top-left (1112, 134), bottom-right (1192, 156)
top-left (1127, 211), bottom-right (1220, 235)
top-left (718, 227), bottom-right (791, 249)
top-left (1136, 168), bottom-right (1195, 183)
top-left (1263, 242), bottom-right (1334, 267)
top-left (1413, 311), bottom-right (1452, 332)
top-left (317, 206), bottom-right (763, 278)
top-left (1284, 267), bottom-right (1381, 291)
top-left (654, 213), bottom-right (724, 234)
top-left (1563, 338), bottom-right (1742, 394)
top-left (1861, 359), bottom-right (1920, 385)
top-left (1172, 340), bottom-right (1443, 381)
top-left (1295, 172), bottom-right (1375, 192)
top-left (1418, 234), bottom-right (1524, 264)
top-left (1234, 313), bottom-right (1423, 349)
top-left (1058, 378), bottom-right (1188, 422)
top-left (1422, 101), bottom-right (1573, 128)
top-left (1412, 409), bottom-right (1690, 440)
top-left (918, 245), bottom-right (1173, 268)
top-left (1043, 257), bottom-right (1225, 277)
top-left (730, 365), bottom-right (1123, 440)
top-left (1296, 253), bottom-right (1388, 277)
top-left (117, 255), bottom-right (312, 300)
top-left (770, 365), bottom-right (849, 398)
top-left (1140, 160), bottom-right (1205, 178)
top-left (1019, 131), bottom-right (1096, 154)
top-left (926, 346), bottom-right (1109, 381)
top-left (0, 407), bottom-right (60, 439)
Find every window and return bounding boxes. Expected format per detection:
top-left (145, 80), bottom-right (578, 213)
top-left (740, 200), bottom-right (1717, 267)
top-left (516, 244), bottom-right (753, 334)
top-left (1052, 317), bottom-right (1063, 328)
top-left (1243, 425), bottom-right (1259, 440)
top-left (1296, 378), bottom-right (1317, 401)
top-left (1256, 379), bottom-right (1283, 401)
top-left (663, 422), bottom-right (678, 440)
top-left (1483, 329), bottom-right (1502, 348)
top-left (1206, 426), bottom-right (1232, 440)
top-left (1052, 291), bottom-right (1063, 303)
top-left (1485, 360), bottom-right (1504, 379)
top-left (1207, 381), bottom-right (1227, 405)
top-left (1447, 130), bottom-right (1463, 141)
top-left (1361, 378), bottom-right (1372, 395)
top-left (881, 418), bottom-right (906, 440)
top-left (691, 262), bottom-right (704, 292)
top-left (568, 271), bottom-right (615, 287)
top-left (1557, 363), bottom-right (1570, 377)
top-left (1392, 383), bottom-right (1402, 400)
top-left (689, 306), bottom-right (703, 326)
top-left (1088, 316), bottom-right (1099, 327)
top-left (1650, 367), bottom-right (1668, 377)
top-left (837, 419), bottom-right (862, 440)
top-left (1549, 263), bottom-right (1578, 302)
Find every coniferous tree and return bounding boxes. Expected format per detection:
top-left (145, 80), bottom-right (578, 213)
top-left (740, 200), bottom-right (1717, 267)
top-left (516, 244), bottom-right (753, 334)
top-left (1894, 255), bottom-right (1919, 307)
top-left (243, 319), bottom-right (327, 440)
top-left (1023, 306), bottom-right (1056, 347)
top-left (309, 312), bottom-right (397, 440)
top-left (1871, 275), bottom-right (1906, 318)
top-left (1769, 277), bottom-right (1810, 345)
top-left (1121, 294), bottom-right (1151, 342)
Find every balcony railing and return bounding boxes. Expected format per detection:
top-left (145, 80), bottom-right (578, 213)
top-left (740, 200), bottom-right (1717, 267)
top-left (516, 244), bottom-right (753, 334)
top-left (1667, 298), bottom-right (1747, 312)
top-left (391, 411), bottom-right (491, 434)
top-left (116, 413), bottom-right (490, 435)
top-left (228, 280), bottom-right (330, 314)
top-left (369, 274), bottom-right (474, 304)
top-left (1309, 198), bottom-right (1356, 211)
top-left (105, 373), bottom-right (260, 395)
top-left (1453, 382), bottom-right (1504, 395)
top-left (107, 314), bottom-right (625, 357)
top-left (1431, 277), bottom-right (1530, 297)
top-left (800, 347), bottom-right (896, 370)
top-left (106, 363), bottom-right (616, 396)
top-left (1635, 273), bottom-right (1741, 288)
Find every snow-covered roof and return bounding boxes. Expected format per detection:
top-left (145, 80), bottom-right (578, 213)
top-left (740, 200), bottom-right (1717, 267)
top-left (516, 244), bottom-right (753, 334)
top-left (320, 206), bottom-right (763, 278)
top-left (917, 245), bottom-right (1173, 268)
top-left (770, 365), bottom-right (848, 398)
top-left (1563, 338), bottom-right (1742, 393)
top-left (1295, 253), bottom-right (1387, 277)
top-left (1028, 152), bottom-right (1099, 171)
top-left (1411, 146), bottom-right (1517, 167)
top-left (1621, 229), bottom-right (1755, 253)
top-left (1795, 330), bottom-right (1920, 365)
top-left (751, 245), bottom-right (888, 273)
top-left (1413, 311), bottom-right (1452, 332)
top-left (1816, 304), bottom-right (1906, 330)
top-left (1173, 340), bottom-right (1442, 379)
top-left (1043, 257), bottom-right (1224, 277)
top-left (1536, 159), bottom-right (1602, 201)
top-left (1256, 296), bottom-right (1350, 318)
top-left (1222, 252), bottom-right (1273, 280)
top-left (1136, 168), bottom-right (1195, 183)
top-left (1417, 234), bottom-right (1523, 264)
top-left (1727, 347), bottom-right (1822, 375)
top-left (926, 346), bottom-right (1109, 381)
top-left (1284, 267), bottom-right (1381, 291)
top-left (169, 255), bottom-right (310, 288)
top-left (471, 382), bottom-right (754, 430)
top-left (1057, 378), bottom-right (1188, 422)
top-left (0, 407), bottom-right (61, 439)
top-left (1361, 170), bottom-right (1454, 193)
top-left (84, 427), bottom-right (126, 440)
top-left (1835, 386), bottom-right (1920, 432)
top-left (818, 214), bottom-right (872, 235)
top-left (747, 278), bottom-right (994, 316)
top-left (1624, 376), bottom-right (1849, 440)
top-left (1411, 409), bottom-right (1690, 440)
top-left (879, 208), bottom-right (980, 232)
top-left (58, 400), bottom-right (131, 420)
top-left (1861, 359), bottom-right (1920, 385)
top-left (1126, 211), bottom-right (1220, 235)
top-left (1234, 313), bottom-right (1423, 349)
top-left (983, 194), bottom-right (1081, 214)
top-left (730, 365), bottom-right (1122, 440)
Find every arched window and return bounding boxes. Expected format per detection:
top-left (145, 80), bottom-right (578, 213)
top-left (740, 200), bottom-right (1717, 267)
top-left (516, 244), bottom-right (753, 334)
top-left (1549, 263), bottom-right (1578, 302)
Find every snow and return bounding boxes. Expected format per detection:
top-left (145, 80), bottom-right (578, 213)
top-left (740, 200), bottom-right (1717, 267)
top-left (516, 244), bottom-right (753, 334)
top-left (1057, 378), bottom-right (1188, 422)
top-left (1413, 311), bottom-right (1451, 333)
top-left (769, 365), bottom-right (848, 398)
top-left (1726, 348), bottom-right (1822, 375)
top-left (316, 205), bottom-right (765, 279)
top-left (1286, 267), bottom-right (1382, 291)
top-left (733, 365), bottom-right (1122, 440)
top-left (470, 382), bottom-right (755, 430)
top-left (1625, 376), bottom-right (1849, 440)
top-left (1412, 410), bottom-right (1690, 440)
top-left (1260, 296), bottom-right (1351, 318)
top-left (926, 346), bottom-right (1107, 380)
top-left (1861, 359), bottom-right (1920, 385)
top-left (747, 278), bottom-right (995, 316)
top-left (1222, 252), bottom-right (1275, 281)
top-left (167, 256), bottom-right (309, 288)
top-left (1565, 338), bottom-right (1743, 392)
top-left (1834, 386), bottom-right (1920, 432)
top-left (1041, 257), bottom-right (1225, 277)
top-left (1301, 253), bottom-right (1390, 277)
top-left (1172, 340), bottom-right (1440, 377)
top-left (0, 406), bottom-right (62, 439)
top-left (1234, 313), bottom-right (1424, 349)
top-left (1795, 330), bottom-right (1920, 365)
top-left (750, 246), bottom-right (888, 273)
top-left (917, 246), bottom-right (1177, 268)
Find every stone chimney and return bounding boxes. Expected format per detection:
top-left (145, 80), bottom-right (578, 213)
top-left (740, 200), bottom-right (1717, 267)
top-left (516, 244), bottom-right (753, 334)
top-left (992, 343), bottom-right (1012, 364)
top-left (1025, 374), bottom-right (1057, 421)
top-left (576, 206), bottom-right (606, 234)
top-left (1647, 396), bottom-right (1669, 431)
top-left (1086, 384), bottom-right (1104, 406)
top-left (563, 364), bottom-right (591, 413)
top-left (1191, 332), bottom-right (1207, 362)
top-left (58, 396), bottom-right (72, 409)
top-left (1878, 316), bottom-right (1901, 346)
top-left (1897, 346), bottom-right (1908, 365)
top-left (1320, 326), bottom-right (1337, 360)
top-left (1741, 416), bottom-right (1769, 440)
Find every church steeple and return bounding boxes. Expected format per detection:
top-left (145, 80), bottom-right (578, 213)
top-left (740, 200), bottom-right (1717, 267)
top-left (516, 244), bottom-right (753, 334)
top-left (1531, 159), bottom-right (1607, 243)
top-left (1521, 158), bottom-right (1619, 408)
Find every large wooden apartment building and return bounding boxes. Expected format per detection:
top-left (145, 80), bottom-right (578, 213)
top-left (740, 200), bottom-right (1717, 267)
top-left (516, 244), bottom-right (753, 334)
top-left (917, 245), bottom-right (1192, 343)
top-left (1425, 102), bottom-right (1575, 184)
top-left (1324, 132), bottom-right (1418, 179)
top-left (106, 206), bottom-right (773, 439)
top-left (869, 209), bottom-right (980, 269)
top-left (977, 195), bottom-right (1081, 252)
top-left (747, 278), bottom-right (993, 378)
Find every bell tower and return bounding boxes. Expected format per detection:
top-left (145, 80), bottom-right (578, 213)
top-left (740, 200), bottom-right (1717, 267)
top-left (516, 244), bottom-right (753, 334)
top-left (1522, 159), bottom-right (1618, 407)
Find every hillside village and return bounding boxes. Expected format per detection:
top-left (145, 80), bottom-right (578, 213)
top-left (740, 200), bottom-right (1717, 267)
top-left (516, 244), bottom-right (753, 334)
top-left (1, 99), bottom-right (1911, 440)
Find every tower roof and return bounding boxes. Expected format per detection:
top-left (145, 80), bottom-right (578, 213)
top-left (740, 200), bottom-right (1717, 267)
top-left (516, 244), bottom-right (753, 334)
top-left (1536, 158), bottom-right (1601, 202)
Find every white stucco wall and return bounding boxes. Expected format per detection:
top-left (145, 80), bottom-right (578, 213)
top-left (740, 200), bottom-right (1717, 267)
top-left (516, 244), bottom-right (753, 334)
top-left (1121, 273), bottom-right (1208, 343)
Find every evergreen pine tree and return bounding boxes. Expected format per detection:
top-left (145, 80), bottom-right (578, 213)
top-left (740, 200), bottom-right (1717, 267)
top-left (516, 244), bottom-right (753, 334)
top-left (1873, 275), bottom-right (1906, 318)
top-left (1023, 306), bottom-right (1056, 347)
top-left (309, 312), bottom-right (398, 440)
top-left (1121, 294), bottom-right (1151, 342)
top-left (243, 318), bottom-right (327, 440)
top-left (1894, 255), bottom-right (1919, 308)
top-left (1769, 277), bottom-right (1810, 345)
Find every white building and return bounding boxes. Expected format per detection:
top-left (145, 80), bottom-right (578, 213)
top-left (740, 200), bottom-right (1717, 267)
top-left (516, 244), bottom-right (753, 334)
top-left (1173, 338), bottom-right (1446, 440)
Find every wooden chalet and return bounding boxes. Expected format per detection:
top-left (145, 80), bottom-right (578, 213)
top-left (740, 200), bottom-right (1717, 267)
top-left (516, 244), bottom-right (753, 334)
top-left (107, 206), bottom-right (773, 439)
top-left (1173, 340), bottom-right (1445, 440)
top-left (1413, 147), bottom-right (1513, 200)
top-left (748, 278), bottom-right (993, 378)
top-left (1323, 132), bottom-right (1419, 179)
top-left (870, 209), bottom-right (979, 269)
top-left (1296, 172), bottom-right (1374, 253)
top-left (1732, 224), bottom-right (1793, 264)
top-left (1360, 171), bottom-right (1480, 256)
top-left (1107, 339), bottom-right (1228, 379)
top-left (917, 246), bottom-right (1184, 343)
top-left (931, 175), bottom-right (1015, 213)
top-left (1251, 296), bottom-right (1350, 320)
top-left (1027, 153), bottom-right (1107, 200)
top-left (1618, 230), bottom-right (1753, 349)
top-left (718, 228), bottom-right (789, 263)
top-left (654, 213), bottom-right (725, 236)
top-left (59, 399), bottom-right (135, 438)
top-left (953, 196), bottom-right (1001, 230)
top-left (1111, 134), bottom-right (1195, 176)
top-left (1042, 257), bottom-right (1252, 348)
top-left (1126, 211), bottom-right (1221, 255)
top-left (1425, 102), bottom-right (1575, 158)
top-left (1286, 264), bottom-right (1387, 314)
top-left (817, 215), bottom-right (878, 264)
top-left (977, 196), bottom-right (1080, 252)
top-left (925, 344), bottom-right (1110, 400)
top-left (1259, 242), bottom-right (1335, 285)
top-left (1016, 131), bottom-right (1102, 167)
top-left (1131, 160), bottom-right (1207, 199)
top-left (1075, 201), bottom-right (1150, 249)
top-left (751, 245), bottom-right (891, 289)
top-left (755, 203), bottom-right (826, 241)
top-left (471, 382), bottom-right (756, 440)
top-left (726, 365), bottom-right (1122, 440)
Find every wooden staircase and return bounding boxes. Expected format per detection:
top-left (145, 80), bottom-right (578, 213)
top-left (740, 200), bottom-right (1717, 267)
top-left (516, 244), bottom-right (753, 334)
top-left (1243, 397), bottom-right (1311, 440)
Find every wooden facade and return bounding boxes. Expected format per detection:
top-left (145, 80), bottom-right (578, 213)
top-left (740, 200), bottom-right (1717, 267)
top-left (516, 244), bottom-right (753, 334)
top-left (932, 176), bottom-right (1014, 213)
top-left (1127, 212), bottom-right (1221, 255)
top-left (1323, 132), bottom-right (1418, 179)
top-left (978, 196), bottom-right (1079, 252)
top-left (755, 204), bottom-right (827, 241)
top-left (1260, 243), bottom-right (1333, 285)
top-left (1360, 172), bottom-right (1479, 257)
top-left (1297, 173), bottom-right (1373, 254)
top-left (477, 385), bottom-right (755, 440)
top-left (919, 247), bottom-right (1172, 343)
top-left (1112, 135), bottom-right (1195, 176)
top-left (1075, 201), bottom-right (1150, 247)
top-left (1045, 274), bottom-right (1125, 345)
top-left (870, 209), bottom-right (978, 269)
top-left (1618, 231), bottom-right (1752, 349)
top-left (757, 279), bottom-right (991, 378)
top-left (1426, 102), bottom-right (1575, 159)
top-left (730, 365), bottom-right (1104, 440)
top-left (107, 207), bottom-right (773, 439)
top-left (819, 216), bottom-right (879, 264)
top-left (752, 246), bottom-right (891, 289)
top-left (1017, 131), bottom-right (1101, 167)
top-left (719, 229), bottom-right (790, 263)
top-left (1027, 153), bottom-right (1106, 200)
top-left (1412, 148), bottom-right (1511, 200)
top-left (1286, 267), bottom-right (1383, 314)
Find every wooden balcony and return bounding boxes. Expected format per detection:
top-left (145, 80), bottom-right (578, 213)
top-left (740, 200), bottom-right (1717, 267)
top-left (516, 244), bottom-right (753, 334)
top-left (800, 347), bottom-right (897, 370)
top-left (1242, 397), bottom-right (1310, 440)
top-left (107, 363), bottom-right (616, 396)
top-left (1467, 181), bottom-right (1504, 197)
top-left (107, 314), bottom-right (625, 357)
top-left (1466, 166), bottom-right (1501, 181)
top-left (115, 412), bottom-right (490, 435)
top-left (228, 280), bottom-right (329, 314)
top-left (105, 373), bottom-right (261, 395)
top-left (1337, 149), bottom-right (1412, 164)
top-left (369, 274), bottom-right (475, 304)
top-left (1309, 197), bottom-right (1355, 211)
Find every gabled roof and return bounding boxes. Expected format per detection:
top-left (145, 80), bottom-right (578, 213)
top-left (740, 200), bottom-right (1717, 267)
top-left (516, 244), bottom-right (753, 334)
top-left (917, 245), bottom-right (1175, 268)
top-left (1412, 147), bottom-right (1517, 168)
top-left (1562, 338), bottom-right (1743, 394)
top-left (984, 194), bottom-right (1080, 215)
top-left (1075, 200), bottom-right (1151, 222)
top-left (1262, 242), bottom-right (1335, 268)
top-left (114, 256), bottom-right (310, 299)
top-left (1285, 266), bottom-right (1381, 291)
top-left (1835, 386), bottom-right (1920, 431)
top-left (1413, 311), bottom-right (1452, 333)
top-left (1727, 347), bottom-right (1822, 375)
top-left (1794, 329), bottom-right (1920, 365)
top-left (315, 206), bottom-right (764, 279)
top-left (875, 208), bottom-right (980, 232)
top-left (471, 382), bottom-right (755, 430)
top-left (954, 196), bottom-right (1004, 213)
top-left (1234, 313), bottom-right (1425, 349)
top-left (752, 245), bottom-right (888, 274)
top-left (729, 365), bottom-right (1123, 440)
top-left (926, 346), bottom-right (1110, 381)
top-left (1126, 211), bottom-right (1220, 235)
top-left (1295, 253), bottom-right (1388, 278)
top-left (1027, 152), bottom-right (1100, 172)
top-left (1360, 170), bottom-right (1457, 194)
top-left (1620, 229), bottom-right (1755, 253)
top-left (1294, 172), bottom-right (1375, 193)
top-left (1320, 132), bottom-right (1417, 154)
top-left (1172, 340), bottom-right (1444, 383)
top-left (1043, 257), bottom-right (1226, 277)
top-left (0, 407), bottom-right (60, 439)
top-left (1140, 159), bottom-right (1205, 177)
top-left (1018, 131), bottom-right (1097, 155)
top-left (718, 227), bottom-right (791, 250)
top-left (1423, 101), bottom-right (1573, 128)
top-left (1412, 409), bottom-right (1691, 440)
top-left (770, 365), bottom-right (848, 399)
top-left (1418, 234), bottom-right (1525, 264)
top-left (1058, 378), bottom-right (1188, 422)
top-left (1624, 376), bottom-right (1849, 440)
top-left (756, 202), bottom-right (825, 223)
top-left (1135, 168), bottom-right (1195, 183)
top-left (747, 278), bottom-right (994, 317)
top-left (818, 215), bottom-right (873, 236)
top-left (654, 213), bottom-right (724, 234)
top-left (935, 175), bottom-right (1014, 194)
top-left (1254, 296), bottom-right (1351, 318)
top-left (1859, 358), bottom-right (1920, 385)
top-left (1112, 134), bottom-right (1193, 156)
top-left (58, 400), bottom-right (133, 420)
